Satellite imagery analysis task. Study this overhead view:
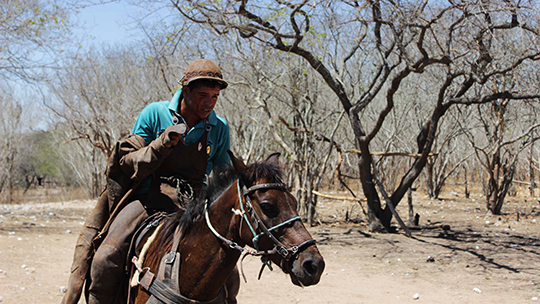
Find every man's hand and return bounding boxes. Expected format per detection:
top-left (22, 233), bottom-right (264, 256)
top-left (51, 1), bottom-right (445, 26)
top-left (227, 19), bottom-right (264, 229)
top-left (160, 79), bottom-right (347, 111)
top-left (163, 124), bottom-right (187, 148)
top-left (166, 132), bottom-right (180, 148)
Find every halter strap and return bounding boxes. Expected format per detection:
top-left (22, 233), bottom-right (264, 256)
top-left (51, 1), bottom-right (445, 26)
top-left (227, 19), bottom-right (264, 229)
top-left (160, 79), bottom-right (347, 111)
top-left (243, 183), bottom-right (286, 195)
top-left (205, 180), bottom-right (316, 257)
top-left (237, 180), bottom-right (315, 260)
top-left (204, 200), bottom-right (245, 252)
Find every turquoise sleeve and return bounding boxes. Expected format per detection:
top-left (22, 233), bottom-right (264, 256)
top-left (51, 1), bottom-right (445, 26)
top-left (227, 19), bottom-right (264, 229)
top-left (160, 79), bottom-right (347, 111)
top-left (131, 102), bottom-right (164, 145)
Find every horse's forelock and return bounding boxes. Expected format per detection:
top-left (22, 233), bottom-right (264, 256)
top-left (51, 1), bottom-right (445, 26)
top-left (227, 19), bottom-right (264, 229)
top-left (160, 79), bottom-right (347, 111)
top-left (246, 159), bottom-right (283, 185)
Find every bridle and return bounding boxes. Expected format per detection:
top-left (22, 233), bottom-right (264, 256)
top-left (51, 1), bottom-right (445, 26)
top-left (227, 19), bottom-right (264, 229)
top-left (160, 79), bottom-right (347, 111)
top-left (204, 180), bottom-right (316, 278)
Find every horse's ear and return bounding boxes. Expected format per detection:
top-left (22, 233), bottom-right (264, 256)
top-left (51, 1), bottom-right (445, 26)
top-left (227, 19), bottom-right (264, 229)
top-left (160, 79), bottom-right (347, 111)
top-left (266, 152), bottom-right (281, 166)
top-left (227, 150), bottom-right (248, 174)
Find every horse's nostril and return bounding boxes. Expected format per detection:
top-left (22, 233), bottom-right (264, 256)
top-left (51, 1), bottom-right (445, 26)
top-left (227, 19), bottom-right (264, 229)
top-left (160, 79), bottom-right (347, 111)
top-left (302, 259), bottom-right (319, 277)
top-left (292, 254), bottom-right (325, 286)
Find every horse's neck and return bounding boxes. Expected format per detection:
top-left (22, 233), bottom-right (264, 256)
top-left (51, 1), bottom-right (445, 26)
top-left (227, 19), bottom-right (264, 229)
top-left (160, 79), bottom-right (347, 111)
top-left (178, 184), bottom-right (242, 300)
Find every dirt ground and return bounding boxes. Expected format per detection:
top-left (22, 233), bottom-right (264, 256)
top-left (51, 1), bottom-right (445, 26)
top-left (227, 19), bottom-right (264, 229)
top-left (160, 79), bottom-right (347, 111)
top-left (1, 187), bottom-right (540, 303)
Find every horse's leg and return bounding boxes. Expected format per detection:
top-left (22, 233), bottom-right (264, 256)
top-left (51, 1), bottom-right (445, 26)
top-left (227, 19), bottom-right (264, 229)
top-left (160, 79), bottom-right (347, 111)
top-left (225, 265), bottom-right (240, 304)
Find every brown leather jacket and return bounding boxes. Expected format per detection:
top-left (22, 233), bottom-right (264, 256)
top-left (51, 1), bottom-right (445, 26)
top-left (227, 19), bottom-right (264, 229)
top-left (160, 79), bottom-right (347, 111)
top-left (110, 124), bottom-right (186, 201)
top-left (61, 125), bottom-right (184, 304)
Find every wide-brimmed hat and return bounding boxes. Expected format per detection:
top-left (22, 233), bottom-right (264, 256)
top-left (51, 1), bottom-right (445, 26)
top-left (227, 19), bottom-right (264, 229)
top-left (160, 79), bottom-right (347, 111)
top-left (178, 59), bottom-right (228, 89)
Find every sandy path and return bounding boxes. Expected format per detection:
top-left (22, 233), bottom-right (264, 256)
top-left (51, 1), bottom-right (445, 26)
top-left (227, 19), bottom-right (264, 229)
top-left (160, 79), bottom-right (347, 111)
top-left (1, 194), bottom-right (539, 303)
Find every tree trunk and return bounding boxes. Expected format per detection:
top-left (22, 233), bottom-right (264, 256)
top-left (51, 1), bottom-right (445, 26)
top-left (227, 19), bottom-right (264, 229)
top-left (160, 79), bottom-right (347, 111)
top-left (23, 175), bottom-right (35, 194)
top-left (426, 159), bottom-right (435, 198)
top-left (481, 170), bottom-right (487, 196)
top-left (358, 152), bottom-right (390, 231)
top-left (530, 145), bottom-right (536, 197)
top-left (7, 153), bottom-right (14, 204)
top-left (306, 171), bottom-right (314, 227)
top-left (463, 164), bottom-right (470, 199)
top-left (349, 112), bottom-right (389, 231)
top-left (407, 187), bottom-right (415, 226)
top-left (486, 153), bottom-right (516, 215)
top-left (486, 173), bottom-right (499, 214)
top-left (493, 162), bottom-right (515, 214)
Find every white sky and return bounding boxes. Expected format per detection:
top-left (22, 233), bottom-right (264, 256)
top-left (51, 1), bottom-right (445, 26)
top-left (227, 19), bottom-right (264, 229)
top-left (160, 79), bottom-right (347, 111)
top-left (76, 2), bottom-right (144, 46)
top-left (8, 2), bottom-right (169, 131)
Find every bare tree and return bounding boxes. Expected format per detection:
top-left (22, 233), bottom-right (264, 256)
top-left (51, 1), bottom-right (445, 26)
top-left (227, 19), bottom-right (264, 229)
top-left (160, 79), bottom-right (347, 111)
top-left (0, 0), bottom-right (79, 200)
top-left (214, 42), bottom-right (344, 224)
top-left (0, 0), bottom-right (73, 81)
top-left (424, 106), bottom-right (475, 199)
top-left (46, 46), bottom-right (173, 196)
top-left (462, 98), bottom-right (540, 214)
top-left (160, 0), bottom-right (540, 231)
top-left (0, 87), bottom-right (23, 203)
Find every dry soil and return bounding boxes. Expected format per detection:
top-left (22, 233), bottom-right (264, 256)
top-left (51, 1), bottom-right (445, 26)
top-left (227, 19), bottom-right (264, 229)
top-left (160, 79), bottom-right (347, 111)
top-left (1, 188), bottom-right (539, 303)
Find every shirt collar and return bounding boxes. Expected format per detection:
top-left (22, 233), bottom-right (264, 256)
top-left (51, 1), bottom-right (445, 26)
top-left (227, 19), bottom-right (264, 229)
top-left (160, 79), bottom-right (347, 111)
top-left (169, 88), bottom-right (218, 127)
top-left (168, 88), bottom-right (183, 114)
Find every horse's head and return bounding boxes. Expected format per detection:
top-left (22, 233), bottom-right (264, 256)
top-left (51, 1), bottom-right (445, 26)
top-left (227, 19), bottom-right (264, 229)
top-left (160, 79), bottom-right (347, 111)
top-left (228, 151), bottom-right (325, 287)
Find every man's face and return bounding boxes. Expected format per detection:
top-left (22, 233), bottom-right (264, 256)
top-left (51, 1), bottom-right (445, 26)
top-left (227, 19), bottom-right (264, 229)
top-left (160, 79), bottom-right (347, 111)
top-left (183, 85), bottom-right (221, 120)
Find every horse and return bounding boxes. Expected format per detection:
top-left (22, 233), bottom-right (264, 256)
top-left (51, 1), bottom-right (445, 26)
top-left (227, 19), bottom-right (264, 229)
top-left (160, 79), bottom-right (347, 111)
top-left (129, 151), bottom-right (325, 303)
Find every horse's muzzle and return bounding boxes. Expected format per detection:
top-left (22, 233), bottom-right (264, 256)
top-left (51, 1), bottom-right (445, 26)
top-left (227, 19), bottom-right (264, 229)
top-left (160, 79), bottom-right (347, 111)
top-left (289, 245), bottom-right (325, 286)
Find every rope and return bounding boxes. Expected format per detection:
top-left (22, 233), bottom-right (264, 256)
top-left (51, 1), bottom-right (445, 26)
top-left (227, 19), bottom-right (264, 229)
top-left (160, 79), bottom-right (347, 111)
top-left (204, 200), bottom-right (245, 252)
top-left (160, 176), bottom-right (195, 201)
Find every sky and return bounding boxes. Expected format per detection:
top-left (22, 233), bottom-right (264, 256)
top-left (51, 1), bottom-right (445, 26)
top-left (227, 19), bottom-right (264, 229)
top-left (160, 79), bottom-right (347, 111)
top-left (76, 2), bottom-right (142, 46)
top-left (13, 2), bottom-right (151, 131)
top-left (9, 1), bottom-right (172, 131)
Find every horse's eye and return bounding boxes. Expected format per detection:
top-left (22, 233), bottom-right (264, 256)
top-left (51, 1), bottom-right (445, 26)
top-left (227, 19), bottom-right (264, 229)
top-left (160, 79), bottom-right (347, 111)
top-left (259, 202), bottom-right (279, 218)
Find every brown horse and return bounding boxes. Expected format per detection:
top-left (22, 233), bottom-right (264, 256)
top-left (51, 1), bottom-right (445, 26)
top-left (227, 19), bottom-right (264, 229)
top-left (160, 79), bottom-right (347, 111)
top-left (130, 151), bottom-right (325, 303)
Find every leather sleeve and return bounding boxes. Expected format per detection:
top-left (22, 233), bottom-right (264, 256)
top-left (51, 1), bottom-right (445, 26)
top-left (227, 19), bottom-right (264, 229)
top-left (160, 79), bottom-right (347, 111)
top-left (118, 124), bottom-right (186, 182)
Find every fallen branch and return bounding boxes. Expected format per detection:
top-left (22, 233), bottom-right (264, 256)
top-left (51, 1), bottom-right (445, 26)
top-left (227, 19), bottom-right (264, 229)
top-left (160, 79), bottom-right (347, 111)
top-left (311, 190), bottom-right (366, 202)
top-left (408, 224), bottom-right (451, 231)
top-left (346, 149), bottom-right (438, 158)
top-left (370, 158), bottom-right (412, 237)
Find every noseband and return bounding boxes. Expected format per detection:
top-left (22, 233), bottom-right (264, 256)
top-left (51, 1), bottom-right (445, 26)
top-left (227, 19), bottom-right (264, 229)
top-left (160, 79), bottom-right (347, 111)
top-left (204, 180), bottom-right (316, 277)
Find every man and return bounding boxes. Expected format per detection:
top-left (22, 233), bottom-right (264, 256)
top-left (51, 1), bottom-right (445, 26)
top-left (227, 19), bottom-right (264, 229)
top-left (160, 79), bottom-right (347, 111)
top-left (62, 59), bottom-right (231, 304)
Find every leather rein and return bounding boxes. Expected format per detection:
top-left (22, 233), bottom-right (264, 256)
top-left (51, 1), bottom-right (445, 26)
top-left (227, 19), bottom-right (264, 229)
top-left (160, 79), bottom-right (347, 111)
top-left (204, 180), bottom-right (316, 279)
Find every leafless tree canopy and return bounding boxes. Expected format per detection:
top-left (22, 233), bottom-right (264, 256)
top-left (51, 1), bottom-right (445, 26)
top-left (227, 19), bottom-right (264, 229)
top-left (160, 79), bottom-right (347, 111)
top-left (3, 1), bottom-right (540, 231)
top-left (157, 0), bottom-right (540, 229)
top-left (0, 0), bottom-right (73, 81)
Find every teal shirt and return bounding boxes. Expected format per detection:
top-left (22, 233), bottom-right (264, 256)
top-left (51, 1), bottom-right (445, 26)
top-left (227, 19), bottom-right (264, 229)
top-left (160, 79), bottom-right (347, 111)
top-left (131, 88), bottom-right (231, 175)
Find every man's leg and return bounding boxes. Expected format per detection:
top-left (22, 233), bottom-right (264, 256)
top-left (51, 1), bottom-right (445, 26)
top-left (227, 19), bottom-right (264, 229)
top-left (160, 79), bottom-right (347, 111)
top-left (87, 200), bottom-right (148, 304)
top-left (62, 189), bottom-right (110, 304)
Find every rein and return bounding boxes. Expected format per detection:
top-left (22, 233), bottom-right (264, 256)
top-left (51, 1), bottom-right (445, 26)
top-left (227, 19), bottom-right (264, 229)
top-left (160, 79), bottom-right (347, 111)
top-left (204, 180), bottom-right (316, 280)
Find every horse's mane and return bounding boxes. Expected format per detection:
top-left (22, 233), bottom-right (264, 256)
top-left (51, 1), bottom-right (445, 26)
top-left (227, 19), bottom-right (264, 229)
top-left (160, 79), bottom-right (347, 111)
top-left (152, 158), bottom-right (283, 252)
